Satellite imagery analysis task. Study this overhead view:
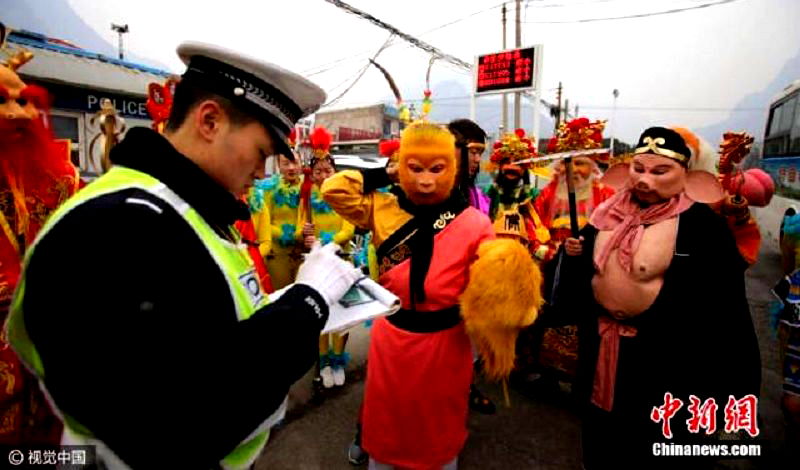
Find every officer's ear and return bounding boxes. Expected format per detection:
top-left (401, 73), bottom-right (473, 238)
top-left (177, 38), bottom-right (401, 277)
top-left (193, 99), bottom-right (224, 143)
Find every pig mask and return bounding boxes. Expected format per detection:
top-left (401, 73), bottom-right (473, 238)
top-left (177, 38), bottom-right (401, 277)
top-left (601, 127), bottom-right (724, 204)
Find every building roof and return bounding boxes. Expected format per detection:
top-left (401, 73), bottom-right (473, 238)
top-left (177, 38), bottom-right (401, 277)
top-left (2, 29), bottom-right (172, 96)
top-left (316, 102), bottom-right (389, 116)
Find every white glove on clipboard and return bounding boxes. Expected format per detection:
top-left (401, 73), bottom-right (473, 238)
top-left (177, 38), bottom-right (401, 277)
top-left (269, 273), bottom-right (400, 334)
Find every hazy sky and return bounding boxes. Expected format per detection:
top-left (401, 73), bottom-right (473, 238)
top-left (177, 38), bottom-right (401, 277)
top-left (26, 0), bottom-right (800, 142)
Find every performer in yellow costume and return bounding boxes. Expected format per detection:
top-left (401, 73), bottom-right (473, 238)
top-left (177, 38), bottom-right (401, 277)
top-left (299, 127), bottom-right (355, 388)
top-left (250, 145), bottom-right (303, 290)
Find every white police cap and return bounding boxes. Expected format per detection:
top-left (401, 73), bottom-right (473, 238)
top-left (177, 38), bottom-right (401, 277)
top-left (176, 41), bottom-right (326, 158)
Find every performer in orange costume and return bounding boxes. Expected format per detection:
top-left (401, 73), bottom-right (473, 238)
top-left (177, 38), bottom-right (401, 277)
top-left (323, 122), bottom-right (543, 469)
top-left (0, 46), bottom-right (81, 445)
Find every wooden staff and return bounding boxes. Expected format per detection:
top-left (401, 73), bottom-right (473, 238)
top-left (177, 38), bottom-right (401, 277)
top-left (299, 163), bottom-right (314, 253)
top-left (563, 156), bottom-right (580, 237)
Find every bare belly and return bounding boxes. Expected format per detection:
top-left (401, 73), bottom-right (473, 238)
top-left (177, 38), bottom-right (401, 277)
top-left (592, 218), bottom-right (678, 319)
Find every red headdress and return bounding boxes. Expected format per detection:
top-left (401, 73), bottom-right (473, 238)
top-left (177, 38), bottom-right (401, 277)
top-left (546, 117), bottom-right (606, 163)
top-left (309, 126), bottom-right (333, 160)
top-left (287, 127), bottom-right (298, 149)
top-left (379, 138), bottom-right (401, 162)
top-left (146, 77), bottom-right (179, 133)
top-left (488, 128), bottom-right (537, 172)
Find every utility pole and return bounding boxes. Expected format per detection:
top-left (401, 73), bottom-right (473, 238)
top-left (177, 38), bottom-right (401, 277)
top-left (111, 23), bottom-right (129, 60)
top-left (501, 3), bottom-right (508, 132)
top-left (564, 99), bottom-right (569, 122)
top-left (513, 0), bottom-right (521, 128)
top-left (554, 81), bottom-right (563, 131)
top-left (574, 104), bottom-right (579, 117)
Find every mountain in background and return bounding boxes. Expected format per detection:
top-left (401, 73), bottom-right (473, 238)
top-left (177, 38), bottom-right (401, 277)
top-left (2, 0), bottom-right (172, 71)
top-left (696, 47), bottom-right (800, 145)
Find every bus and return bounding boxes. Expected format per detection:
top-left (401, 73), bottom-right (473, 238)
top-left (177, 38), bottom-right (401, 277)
top-left (754, 79), bottom-right (800, 246)
top-left (762, 80), bottom-right (800, 198)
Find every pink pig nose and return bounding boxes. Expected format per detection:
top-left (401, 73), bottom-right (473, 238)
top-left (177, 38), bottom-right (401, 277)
top-left (634, 179), bottom-right (651, 191)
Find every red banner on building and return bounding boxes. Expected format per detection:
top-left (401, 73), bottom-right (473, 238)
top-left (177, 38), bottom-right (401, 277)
top-left (337, 127), bottom-right (381, 141)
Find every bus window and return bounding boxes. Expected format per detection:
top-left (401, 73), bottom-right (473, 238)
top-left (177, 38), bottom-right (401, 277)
top-left (780, 96), bottom-right (798, 132)
top-left (792, 99), bottom-right (800, 153)
top-left (765, 136), bottom-right (786, 156)
top-left (769, 96), bottom-right (798, 137)
top-left (769, 105), bottom-right (783, 137)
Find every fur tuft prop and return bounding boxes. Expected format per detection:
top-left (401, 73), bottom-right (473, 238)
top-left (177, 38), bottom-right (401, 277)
top-left (460, 238), bottom-right (543, 381)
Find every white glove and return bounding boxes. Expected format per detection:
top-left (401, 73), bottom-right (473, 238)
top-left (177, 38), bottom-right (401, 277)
top-left (295, 242), bottom-right (362, 306)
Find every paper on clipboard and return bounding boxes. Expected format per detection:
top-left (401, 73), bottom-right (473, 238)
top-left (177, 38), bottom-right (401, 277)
top-left (322, 278), bottom-right (400, 334)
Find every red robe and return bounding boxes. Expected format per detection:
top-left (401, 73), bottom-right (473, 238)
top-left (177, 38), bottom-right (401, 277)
top-left (362, 207), bottom-right (494, 468)
top-left (0, 118), bottom-right (80, 445)
top-left (533, 180), bottom-right (615, 263)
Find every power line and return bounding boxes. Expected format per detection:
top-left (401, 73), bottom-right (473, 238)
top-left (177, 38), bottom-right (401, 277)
top-left (523, 0), bottom-right (738, 23)
top-left (323, 93), bottom-right (767, 112)
top-left (321, 34), bottom-right (395, 109)
top-left (305, 1), bottom-right (505, 76)
top-left (318, 1), bottom-right (557, 112)
top-left (306, 0), bottom-right (732, 75)
top-left (527, 0), bottom-right (620, 9)
top-left (416, 1), bottom-right (506, 36)
top-left (323, 0), bottom-right (472, 70)
top-left (306, 43), bottom-right (395, 77)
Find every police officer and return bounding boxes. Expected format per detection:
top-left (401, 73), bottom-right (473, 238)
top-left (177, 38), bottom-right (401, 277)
top-left (4, 42), bottom-right (360, 469)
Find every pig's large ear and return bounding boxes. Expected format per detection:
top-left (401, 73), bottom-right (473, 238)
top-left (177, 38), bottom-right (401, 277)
top-left (600, 163), bottom-right (630, 190)
top-left (685, 170), bottom-right (725, 203)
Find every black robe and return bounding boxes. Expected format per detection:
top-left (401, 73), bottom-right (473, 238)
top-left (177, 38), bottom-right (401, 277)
top-left (21, 128), bottom-right (330, 468)
top-left (558, 202), bottom-right (761, 468)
